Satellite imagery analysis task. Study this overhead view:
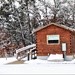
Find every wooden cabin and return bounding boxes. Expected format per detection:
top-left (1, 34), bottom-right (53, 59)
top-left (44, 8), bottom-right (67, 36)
top-left (35, 23), bottom-right (75, 60)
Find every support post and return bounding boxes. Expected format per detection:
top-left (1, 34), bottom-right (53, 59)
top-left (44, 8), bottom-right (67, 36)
top-left (28, 51), bottom-right (30, 61)
top-left (4, 50), bottom-right (8, 60)
top-left (16, 53), bottom-right (18, 59)
top-left (63, 51), bottom-right (66, 61)
top-left (30, 50), bottom-right (32, 60)
top-left (62, 43), bottom-right (66, 61)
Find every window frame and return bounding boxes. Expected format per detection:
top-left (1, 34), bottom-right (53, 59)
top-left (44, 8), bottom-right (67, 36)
top-left (47, 35), bottom-right (60, 45)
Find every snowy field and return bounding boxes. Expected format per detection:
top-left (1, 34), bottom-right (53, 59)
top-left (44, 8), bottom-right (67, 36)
top-left (0, 55), bottom-right (75, 74)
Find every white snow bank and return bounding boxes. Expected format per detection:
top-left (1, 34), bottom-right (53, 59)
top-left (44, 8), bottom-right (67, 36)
top-left (25, 59), bottom-right (48, 64)
top-left (0, 57), bottom-right (75, 74)
top-left (47, 54), bottom-right (63, 60)
top-left (25, 58), bottom-right (75, 64)
top-left (0, 57), bottom-right (17, 65)
top-left (71, 59), bottom-right (75, 63)
top-left (0, 55), bottom-right (75, 66)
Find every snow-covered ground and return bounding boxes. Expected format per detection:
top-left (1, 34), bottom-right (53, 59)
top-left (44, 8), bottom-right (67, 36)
top-left (0, 55), bottom-right (75, 74)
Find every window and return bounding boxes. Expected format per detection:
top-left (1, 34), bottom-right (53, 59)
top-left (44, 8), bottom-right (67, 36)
top-left (47, 35), bottom-right (60, 44)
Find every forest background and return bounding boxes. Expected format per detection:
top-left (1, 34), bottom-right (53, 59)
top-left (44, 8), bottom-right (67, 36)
top-left (0, 0), bottom-right (75, 57)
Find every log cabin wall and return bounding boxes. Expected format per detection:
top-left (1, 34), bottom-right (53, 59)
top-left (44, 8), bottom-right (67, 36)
top-left (70, 31), bottom-right (75, 54)
top-left (35, 24), bottom-right (75, 56)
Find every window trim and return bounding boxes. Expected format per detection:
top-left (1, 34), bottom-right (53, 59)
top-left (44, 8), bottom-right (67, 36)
top-left (47, 35), bottom-right (60, 45)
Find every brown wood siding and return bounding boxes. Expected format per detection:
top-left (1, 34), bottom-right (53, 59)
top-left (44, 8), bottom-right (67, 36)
top-left (70, 32), bottom-right (75, 54)
top-left (36, 24), bottom-right (72, 56)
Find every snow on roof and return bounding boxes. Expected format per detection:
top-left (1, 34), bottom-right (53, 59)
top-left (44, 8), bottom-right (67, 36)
top-left (33, 23), bottom-right (75, 33)
top-left (16, 44), bottom-right (36, 53)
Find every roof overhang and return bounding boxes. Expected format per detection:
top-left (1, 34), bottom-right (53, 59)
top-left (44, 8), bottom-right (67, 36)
top-left (33, 23), bottom-right (75, 33)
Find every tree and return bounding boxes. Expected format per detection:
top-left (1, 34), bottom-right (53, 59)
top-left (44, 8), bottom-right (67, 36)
top-left (0, 0), bottom-right (75, 50)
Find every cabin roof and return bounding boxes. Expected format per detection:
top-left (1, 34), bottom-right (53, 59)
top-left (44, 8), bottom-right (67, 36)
top-left (34, 23), bottom-right (75, 33)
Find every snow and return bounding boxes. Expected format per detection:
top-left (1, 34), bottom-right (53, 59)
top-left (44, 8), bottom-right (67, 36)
top-left (47, 54), bottom-right (63, 60)
top-left (15, 1), bottom-right (20, 8)
top-left (16, 44), bottom-right (36, 53)
top-left (25, 59), bottom-right (48, 64)
top-left (0, 57), bottom-right (17, 65)
top-left (0, 55), bottom-right (75, 74)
